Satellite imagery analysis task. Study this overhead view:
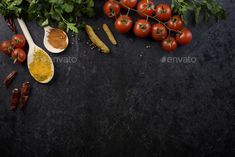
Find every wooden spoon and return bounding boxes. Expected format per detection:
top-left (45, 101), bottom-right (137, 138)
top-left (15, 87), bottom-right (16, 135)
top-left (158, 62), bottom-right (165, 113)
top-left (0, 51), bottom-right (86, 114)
top-left (17, 18), bottom-right (54, 83)
top-left (43, 26), bottom-right (69, 53)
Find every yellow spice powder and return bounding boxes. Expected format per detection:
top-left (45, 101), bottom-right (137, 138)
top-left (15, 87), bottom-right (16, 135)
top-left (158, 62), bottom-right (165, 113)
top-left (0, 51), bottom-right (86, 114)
top-left (29, 49), bottom-right (53, 82)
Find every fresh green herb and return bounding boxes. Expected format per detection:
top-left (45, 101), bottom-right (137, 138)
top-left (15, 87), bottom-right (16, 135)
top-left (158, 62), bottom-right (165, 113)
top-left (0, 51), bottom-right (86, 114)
top-left (0, 0), bottom-right (95, 33)
top-left (27, 0), bottom-right (94, 33)
top-left (0, 0), bottom-right (24, 16)
top-left (171, 0), bottom-right (226, 24)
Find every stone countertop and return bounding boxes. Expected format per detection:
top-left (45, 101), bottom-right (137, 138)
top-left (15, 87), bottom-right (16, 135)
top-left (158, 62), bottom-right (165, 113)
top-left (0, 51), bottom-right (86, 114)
top-left (0, 1), bottom-right (235, 157)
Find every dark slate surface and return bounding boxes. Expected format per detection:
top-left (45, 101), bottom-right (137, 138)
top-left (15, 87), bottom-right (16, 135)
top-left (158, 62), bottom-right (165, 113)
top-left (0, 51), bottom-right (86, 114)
top-left (0, 0), bottom-right (235, 157)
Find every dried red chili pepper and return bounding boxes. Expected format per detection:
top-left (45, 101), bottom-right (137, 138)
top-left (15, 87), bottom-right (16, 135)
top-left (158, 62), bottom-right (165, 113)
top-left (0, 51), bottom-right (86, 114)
top-left (3, 71), bottom-right (17, 88)
top-left (4, 16), bottom-right (16, 34)
top-left (10, 88), bottom-right (20, 110)
top-left (19, 82), bottom-right (31, 110)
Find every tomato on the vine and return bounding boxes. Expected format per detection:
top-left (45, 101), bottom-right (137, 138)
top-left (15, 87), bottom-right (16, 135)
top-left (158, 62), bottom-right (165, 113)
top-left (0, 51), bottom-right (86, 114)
top-left (137, 0), bottom-right (155, 17)
top-left (134, 19), bottom-right (151, 38)
top-left (176, 28), bottom-right (192, 45)
top-left (115, 15), bottom-right (133, 33)
top-left (11, 34), bottom-right (26, 48)
top-left (167, 15), bottom-right (184, 31)
top-left (151, 23), bottom-right (168, 41)
top-left (155, 4), bottom-right (172, 21)
top-left (120, 0), bottom-right (137, 9)
top-left (11, 48), bottom-right (26, 63)
top-left (162, 37), bottom-right (177, 52)
top-left (103, 0), bottom-right (121, 18)
top-left (103, 0), bottom-right (193, 53)
top-left (0, 40), bottom-right (14, 55)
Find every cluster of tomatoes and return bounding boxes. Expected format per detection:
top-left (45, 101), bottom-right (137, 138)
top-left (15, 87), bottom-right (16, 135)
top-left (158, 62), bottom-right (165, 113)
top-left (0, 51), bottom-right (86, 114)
top-left (103, 0), bottom-right (193, 52)
top-left (0, 34), bottom-right (27, 63)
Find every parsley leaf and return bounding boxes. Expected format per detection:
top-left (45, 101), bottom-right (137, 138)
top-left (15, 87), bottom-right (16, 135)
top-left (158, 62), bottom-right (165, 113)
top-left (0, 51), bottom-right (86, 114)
top-left (0, 0), bottom-right (95, 34)
top-left (172, 0), bottom-right (226, 24)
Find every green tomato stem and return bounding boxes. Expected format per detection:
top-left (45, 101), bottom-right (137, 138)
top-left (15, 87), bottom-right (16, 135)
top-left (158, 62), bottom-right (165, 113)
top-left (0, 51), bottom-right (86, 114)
top-left (114, 0), bottom-right (181, 34)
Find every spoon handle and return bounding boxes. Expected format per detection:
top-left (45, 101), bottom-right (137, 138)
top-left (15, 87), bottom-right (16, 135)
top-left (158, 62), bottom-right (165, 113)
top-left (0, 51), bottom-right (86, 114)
top-left (17, 18), bottom-right (34, 45)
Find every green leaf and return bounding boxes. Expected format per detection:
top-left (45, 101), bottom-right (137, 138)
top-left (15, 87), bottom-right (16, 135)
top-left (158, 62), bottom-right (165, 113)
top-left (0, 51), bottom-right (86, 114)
top-left (61, 3), bottom-right (74, 13)
top-left (66, 22), bottom-right (78, 33)
top-left (171, 0), bottom-right (175, 8)
top-left (195, 6), bottom-right (201, 24)
top-left (0, 0), bottom-right (94, 33)
top-left (41, 18), bottom-right (49, 26)
top-left (173, 0), bottom-right (226, 25)
top-left (205, 10), bottom-right (210, 23)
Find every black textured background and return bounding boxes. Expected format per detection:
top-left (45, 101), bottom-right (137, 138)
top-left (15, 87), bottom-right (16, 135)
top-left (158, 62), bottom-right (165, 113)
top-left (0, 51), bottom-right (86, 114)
top-left (0, 0), bottom-right (235, 157)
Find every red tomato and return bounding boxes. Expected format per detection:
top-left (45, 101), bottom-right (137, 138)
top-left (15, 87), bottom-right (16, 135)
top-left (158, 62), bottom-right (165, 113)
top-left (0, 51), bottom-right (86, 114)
top-left (176, 28), bottom-right (192, 45)
top-left (11, 48), bottom-right (26, 63)
top-left (155, 4), bottom-right (172, 21)
top-left (0, 40), bottom-right (14, 55)
top-left (151, 23), bottom-right (168, 41)
top-left (11, 34), bottom-right (26, 48)
top-left (162, 37), bottom-right (177, 52)
top-left (134, 19), bottom-right (151, 38)
top-left (103, 1), bottom-right (121, 18)
top-left (120, 0), bottom-right (137, 8)
top-left (167, 15), bottom-right (184, 30)
top-left (115, 15), bottom-right (133, 33)
top-left (137, 0), bottom-right (155, 17)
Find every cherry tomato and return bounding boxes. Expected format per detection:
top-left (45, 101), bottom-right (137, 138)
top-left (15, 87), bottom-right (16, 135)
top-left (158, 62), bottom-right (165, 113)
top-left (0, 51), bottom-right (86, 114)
top-left (11, 34), bottom-right (26, 48)
top-left (162, 37), bottom-right (177, 52)
top-left (115, 15), bottom-right (133, 33)
top-left (134, 19), bottom-right (151, 38)
top-left (103, 0), bottom-right (121, 18)
top-left (151, 23), bottom-right (168, 41)
top-left (0, 40), bottom-right (14, 55)
top-left (137, 0), bottom-right (155, 17)
top-left (11, 48), bottom-right (26, 63)
top-left (155, 4), bottom-right (172, 21)
top-left (167, 15), bottom-right (184, 31)
top-left (120, 0), bottom-right (137, 8)
top-left (176, 28), bottom-right (192, 45)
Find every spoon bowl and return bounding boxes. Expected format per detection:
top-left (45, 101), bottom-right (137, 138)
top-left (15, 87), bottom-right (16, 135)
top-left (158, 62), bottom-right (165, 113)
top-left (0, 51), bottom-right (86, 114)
top-left (43, 26), bottom-right (69, 53)
top-left (27, 45), bottom-right (54, 84)
top-left (17, 18), bottom-right (54, 84)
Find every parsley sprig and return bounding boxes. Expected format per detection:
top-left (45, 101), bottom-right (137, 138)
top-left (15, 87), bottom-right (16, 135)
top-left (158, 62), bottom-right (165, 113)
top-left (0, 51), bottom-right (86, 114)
top-left (0, 0), bottom-right (226, 33)
top-left (0, 0), bottom-right (95, 33)
top-left (0, 0), bottom-right (25, 17)
top-left (171, 0), bottom-right (226, 24)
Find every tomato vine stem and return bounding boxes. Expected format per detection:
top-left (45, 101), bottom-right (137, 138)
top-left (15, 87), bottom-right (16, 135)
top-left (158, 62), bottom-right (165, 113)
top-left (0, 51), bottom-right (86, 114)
top-left (113, 0), bottom-right (181, 34)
